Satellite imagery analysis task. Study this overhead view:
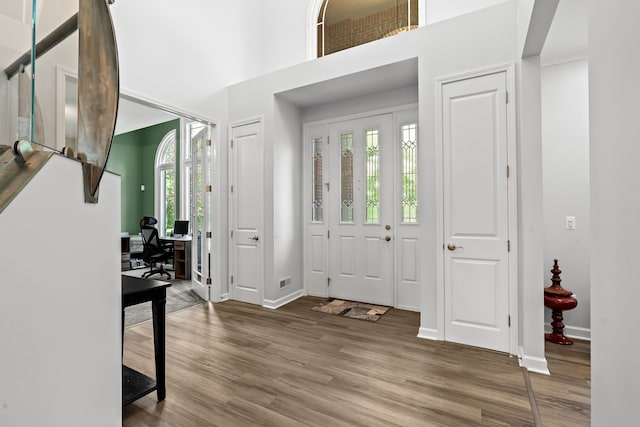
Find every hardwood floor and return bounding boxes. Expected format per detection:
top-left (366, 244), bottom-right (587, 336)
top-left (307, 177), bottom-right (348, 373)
top-left (123, 296), bottom-right (590, 426)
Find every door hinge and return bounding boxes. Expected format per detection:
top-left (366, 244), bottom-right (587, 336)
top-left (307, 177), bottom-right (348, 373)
top-left (506, 91), bottom-right (509, 104)
top-left (230, 230), bottom-right (234, 238)
top-left (230, 185), bottom-right (234, 193)
top-left (327, 277), bottom-right (331, 287)
top-left (206, 231), bottom-right (212, 238)
top-left (327, 230), bottom-right (330, 239)
top-left (327, 136), bottom-right (330, 144)
top-left (508, 240), bottom-right (511, 252)
top-left (230, 139), bottom-right (234, 148)
top-left (205, 185), bottom-right (212, 192)
top-left (506, 165), bottom-right (510, 178)
top-left (206, 139), bottom-right (212, 146)
top-left (508, 315), bottom-right (511, 327)
top-left (230, 276), bottom-right (234, 284)
top-left (206, 277), bottom-right (212, 285)
top-left (324, 182), bottom-right (330, 192)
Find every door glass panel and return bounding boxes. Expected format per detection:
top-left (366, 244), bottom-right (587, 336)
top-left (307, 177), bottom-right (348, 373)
top-left (340, 132), bottom-right (354, 222)
top-left (365, 129), bottom-right (380, 223)
top-left (189, 122), bottom-right (206, 282)
top-left (161, 168), bottom-right (175, 234)
top-left (312, 137), bottom-right (324, 222)
top-left (401, 123), bottom-right (418, 223)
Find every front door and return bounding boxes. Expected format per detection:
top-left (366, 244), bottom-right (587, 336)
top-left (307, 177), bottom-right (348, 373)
top-left (328, 114), bottom-right (394, 306)
top-left (442, 72), bottom-right (511, 352)
top-left (229, 121), bottom-right (264, 305)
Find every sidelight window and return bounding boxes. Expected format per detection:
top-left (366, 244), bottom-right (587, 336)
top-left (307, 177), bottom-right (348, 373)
top-left (312, 137), bottom-right (324, 222)
top-left (401, 123), bottom-right (418, 223)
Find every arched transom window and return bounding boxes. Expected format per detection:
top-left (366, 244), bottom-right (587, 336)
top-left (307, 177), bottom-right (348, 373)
top-left (317, 0), bottom-right (418, 57)
top-left (155, 130), bottom-right (176, 237)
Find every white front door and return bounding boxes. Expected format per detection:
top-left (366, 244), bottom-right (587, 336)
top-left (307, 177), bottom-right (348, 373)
top-left (442, 72), bottom-right (511, 352)
top-left (229, 121), bottom-right (264, 305)
top-left (328, 114), bottom-right (394, 306)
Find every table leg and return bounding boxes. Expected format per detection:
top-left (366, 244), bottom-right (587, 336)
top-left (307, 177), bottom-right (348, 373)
top-left (151, 295), bottom-right (167, 401)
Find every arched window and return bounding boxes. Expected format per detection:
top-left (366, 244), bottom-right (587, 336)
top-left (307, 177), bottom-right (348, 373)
top-left (155, 130), bottom-right (176, 237)
top-left (316, 0), bottom-right (418, 57)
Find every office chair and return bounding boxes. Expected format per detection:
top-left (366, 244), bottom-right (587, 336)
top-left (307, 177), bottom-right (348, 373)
top-left (140, 216), bottom-right (173, 279)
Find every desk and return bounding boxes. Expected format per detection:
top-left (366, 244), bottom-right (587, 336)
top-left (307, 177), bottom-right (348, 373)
top-left (161, 236), bottom-right (192, 280)
top-left (122, 275), bottom-right (171, 406)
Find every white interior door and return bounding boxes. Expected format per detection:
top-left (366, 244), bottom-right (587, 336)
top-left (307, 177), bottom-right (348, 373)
top-left (328, 114), bottom-right (394, 306)
top-left (230, 121), bottom-right (264, 305)
top-left (186, 120), bottom-right (211, 301)
top-left (442, 72), bottom-right (511, 352)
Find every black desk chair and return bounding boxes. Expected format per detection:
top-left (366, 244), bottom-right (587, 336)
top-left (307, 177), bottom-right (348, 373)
top-left (140, 217), bottom-right (173, 279)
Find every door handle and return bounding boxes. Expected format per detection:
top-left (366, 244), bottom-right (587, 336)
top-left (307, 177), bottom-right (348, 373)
top-left (385, 235), bottom-right (391, 241)
top-left (447, 243), bottom-right (463, 251)
top-left (249, 236), bottom-right (259, 241)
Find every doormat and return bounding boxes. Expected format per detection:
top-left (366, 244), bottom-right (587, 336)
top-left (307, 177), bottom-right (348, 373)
top-left (311, 298), bottom-right (390, 322)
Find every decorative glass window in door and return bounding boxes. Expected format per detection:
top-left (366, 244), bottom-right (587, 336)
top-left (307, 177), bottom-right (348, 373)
top-left (365, 130), bottom-right (380, 223)
top-left (401, 123), bottom-right (418, 223)
top-left (341, 132), bottom-right (354, 222)
top-left (312, 137), bottom-right (324, 222)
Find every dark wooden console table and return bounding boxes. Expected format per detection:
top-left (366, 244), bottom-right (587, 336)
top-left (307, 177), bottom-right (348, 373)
top-left (122, 275), bottom-right (171, 406)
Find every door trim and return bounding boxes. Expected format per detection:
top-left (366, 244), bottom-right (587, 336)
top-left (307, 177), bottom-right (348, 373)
top-left (435, 63), bottom-right (518, 354)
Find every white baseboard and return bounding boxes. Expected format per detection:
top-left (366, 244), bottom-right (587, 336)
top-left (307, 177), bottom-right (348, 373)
top-left (218, 293), bottom-right (230, 302)
top-left (544, 325), bottom-right (591, 341)
top-left (518, 346), bottom-right (550, 375)
top-left (263, 289), bottom-right (304, 309)
top-left (397, 304), bottom-right (420, 312)
top-left (417, 327), bottom-right (439, 340)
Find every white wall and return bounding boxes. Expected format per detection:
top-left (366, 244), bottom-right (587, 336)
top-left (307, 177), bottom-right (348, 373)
top-left (271, 97), bottom-right (303, 304)
top-left (589, 1), bottom-right (640, 423)
top-left (541, 59), bottom-right (590, 338)
top-left (516, 55), bottom-right (547, 373)
top-left (0, 155), bottom-right (121, 427)
top-left (261, 0), bottom-right (309, 73)
top-left (426, 0), bottom-right (510, 25)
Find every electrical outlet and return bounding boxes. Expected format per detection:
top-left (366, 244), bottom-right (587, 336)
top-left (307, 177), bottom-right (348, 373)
top-left (566, 216), bottom-right (576, 230)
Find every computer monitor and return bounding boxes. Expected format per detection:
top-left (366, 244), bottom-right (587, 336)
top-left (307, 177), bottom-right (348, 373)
top-left (173, 220), bottom-right (189, 237)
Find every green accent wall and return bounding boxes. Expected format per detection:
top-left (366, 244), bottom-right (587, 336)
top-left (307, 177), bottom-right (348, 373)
top-left (106, 118), bottom-right (181, 234)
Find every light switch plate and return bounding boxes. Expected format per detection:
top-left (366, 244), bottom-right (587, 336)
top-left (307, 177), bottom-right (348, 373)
top-left (566, 216), bottom-right (576, 230)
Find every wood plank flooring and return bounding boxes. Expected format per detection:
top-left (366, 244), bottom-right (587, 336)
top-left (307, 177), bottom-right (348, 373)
top-left (122, 296), bottom-right (590, 426)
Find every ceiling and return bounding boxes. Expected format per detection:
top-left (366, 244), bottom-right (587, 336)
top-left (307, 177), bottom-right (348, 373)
top-left (115, 97), bottom-right (178, 136)
top-left (277, 58), bottom-right (418, 109)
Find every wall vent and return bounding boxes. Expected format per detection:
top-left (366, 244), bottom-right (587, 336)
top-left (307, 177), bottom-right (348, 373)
top-left (279, 277), bottom-right (291, 289)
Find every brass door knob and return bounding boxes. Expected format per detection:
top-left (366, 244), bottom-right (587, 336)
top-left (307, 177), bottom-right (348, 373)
top-left (447, 243), bottom-right (463, 251)
top-left (249, 235), bottom-right (259, 241)
top-left (385, 235), bottom-right (391, 241)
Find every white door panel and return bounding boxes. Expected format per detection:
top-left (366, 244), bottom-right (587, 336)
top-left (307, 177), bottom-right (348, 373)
top-left (328, 114), bottom-right (394, 306)
top-left (230, 122), bottom-right (263, 305)
top-left (443, 72), bottom-right (510, 352)
top-left (186, 120), bottom-right (211, 301)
